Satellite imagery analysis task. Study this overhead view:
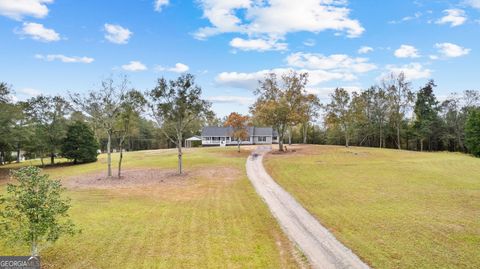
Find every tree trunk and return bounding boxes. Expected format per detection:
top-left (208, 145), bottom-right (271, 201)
top-left (16, 143), bottom-right (21, 163)
top-left (177, 133), bottom-right (183, 174)
top-left (396, 125), bottom-right (401, 150)
top-left (237, 140), bottom-right (241, 153)
top-left (30, 240), bottom-right (38, 257)
top-left (346, 135), bottom-right (350, 147)
top-left (420, 139), bottom-right (424, 152)
top-left (107, 132), bottom-right (112, 177)
top-left (457, 135), bottom-right (464, 152)
top-left (31, 238), bottom-right (38, 257)
top-left (288, 127), bottom-right (292, 145)
top-left (406, 133), bottom-right (409, 150)
top-left (118, 137), bottom-right (124, 178)
top-left (379, 125), bottom-right (383, 148)
top-left (278, 134), bottom-right (284, 151)
top-left (303, 123), bottom-right (308, 144)
top-left (177, 145), bottom-right (183, 175)
top-left (50, 152), bottom-right (55, 165)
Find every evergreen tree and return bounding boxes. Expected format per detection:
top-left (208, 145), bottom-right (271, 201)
top-left (62, 121), bottom-right (99, 164)
top-left (413, 80), bottom-right (440, 151)
top-left (465, 108), bottom-right (480, 157)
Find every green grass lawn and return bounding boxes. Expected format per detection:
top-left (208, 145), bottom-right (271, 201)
top-left (0, 148), bottom-right (301, 268)
top-left (264, 145), bottom-right (480, 269)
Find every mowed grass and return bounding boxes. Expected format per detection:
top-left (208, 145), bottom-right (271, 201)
top-left (264, 145), bottom-right (480, 269)
top-left (0, 147), bottom-right (300, 268)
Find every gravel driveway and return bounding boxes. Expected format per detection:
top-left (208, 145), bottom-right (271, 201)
top-left (246, 146), bottom-right (370, 269)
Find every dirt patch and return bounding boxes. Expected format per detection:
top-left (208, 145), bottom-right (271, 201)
top-left (0, 168), bottom-right (10, 185)
top-left (65, 167), bottom-right (241, 190)
top-left (65, 166), bottom-right (243, 202)
top-left (268, 144), bottom-right (309, 156)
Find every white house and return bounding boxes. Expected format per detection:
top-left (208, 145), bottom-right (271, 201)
top-left (201, 126), bottom-right (278, 146)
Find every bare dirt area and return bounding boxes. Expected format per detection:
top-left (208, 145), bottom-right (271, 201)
top-left (269, 144), bottom-right (310, 156)
top-left (0, 169), bottom-right (9, 184)
top-left (65, 167), bottom-right (241, 190)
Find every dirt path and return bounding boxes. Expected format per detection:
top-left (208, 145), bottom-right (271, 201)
top-left (246, 146), bottom-right (370, 269)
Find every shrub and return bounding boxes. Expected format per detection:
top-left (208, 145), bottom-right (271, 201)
top-left (0, 166), bottom-right (78, 256)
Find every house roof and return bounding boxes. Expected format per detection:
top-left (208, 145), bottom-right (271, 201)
top-left (201, 126), bottom-right (233, 137)
top-left (185, 136), bottom-right (202, 141)
top-left (202, 126), bottom-right (277, 137)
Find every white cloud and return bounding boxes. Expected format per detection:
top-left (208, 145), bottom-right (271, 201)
top-left (435, 42), bottom-right (470, 58)
top-left (154, 0), bottom-right (169, 12)
top-left (0, 0), bottom-right (53, 20)
top-left (216, 68), bottom-right (356, 89)
top-left (216, 51), bottom-right (377, 89)
top-left (389, 12), bottom-right (422, 24)
top-left (169, 63), bottom-right (189, 73)
top-left (286, 52), bottom-right (377, 73)
top-left (382, 63), bottom-right (432, 80)
top-left (156, 63), bottom-right (190, 73)
top-left (104, 23), bottom-right (132, 44)
top-left (18, 22), bottom-right (60, 42)
top-left (194, 0), bottom-right (364, 44)
top-left (229, 37), bottom-right (287, 51)
top-left (436, 9), bottom-right (467, 27)
top-left (207, 95), bottom-right (255, 106)
top-left (303, 39), bottom-right (316, 47)
top-left (18, 88), bottom-right (41, 97)
top-left (394, 45), bottom-right (420, 58)
top-left (35, 54), bottom-right (94, 63)
top-left (358, 46), bottom-right (373, 54)
top-left (121, 61), bottom-right (147, 72)
top-left (464, 0), bottom-right (480, 9)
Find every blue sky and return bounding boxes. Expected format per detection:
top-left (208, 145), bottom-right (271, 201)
top-left (1, 0), bottom-right (479, 116)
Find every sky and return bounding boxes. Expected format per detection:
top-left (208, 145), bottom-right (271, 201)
top-left (1, 0), bottom-right (479, 117)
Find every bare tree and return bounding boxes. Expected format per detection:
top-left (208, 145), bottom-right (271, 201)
top-left (382, 72), bottom-right (414, 149)
top-left (116, 90), bottom-right (146, 178)
top-left (300, 94), bottom-right (321, 144)
top-left (71, 77), bottom-right (128, 178)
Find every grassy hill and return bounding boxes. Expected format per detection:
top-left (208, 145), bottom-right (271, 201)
top-left (264, 145), bottom-right (480, 269)
top-left (0, 148), bottom-right (302, 268)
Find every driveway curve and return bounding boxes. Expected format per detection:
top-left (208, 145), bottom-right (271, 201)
top-left (246, 146), bottom-right (370, 269)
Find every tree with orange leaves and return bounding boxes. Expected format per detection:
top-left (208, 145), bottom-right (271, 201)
top-left (224, 112), bottom-right (250, 152)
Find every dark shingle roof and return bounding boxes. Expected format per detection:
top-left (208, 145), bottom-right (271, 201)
top-left (201, 126), bottom-right (276, 137)
top-left (201, 126), bottom-right (233, 136)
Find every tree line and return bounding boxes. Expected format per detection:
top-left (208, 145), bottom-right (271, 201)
top-left (248, 71), bottom-right (480, 157)
top-left (1, 70), bottom-right (480, 175)
top-left (0, 74), bottom-right (214, 177)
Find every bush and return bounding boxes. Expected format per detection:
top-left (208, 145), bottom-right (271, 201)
top-left (465, 108), bottom-right (480, 157)
top-left (0, 166), bottom-right (78, 256)
top-left (61, 121), bottom-right (99, 163)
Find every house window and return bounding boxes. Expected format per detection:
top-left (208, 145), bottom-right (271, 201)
top-left (258, 136), bottom-right (267, 142)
